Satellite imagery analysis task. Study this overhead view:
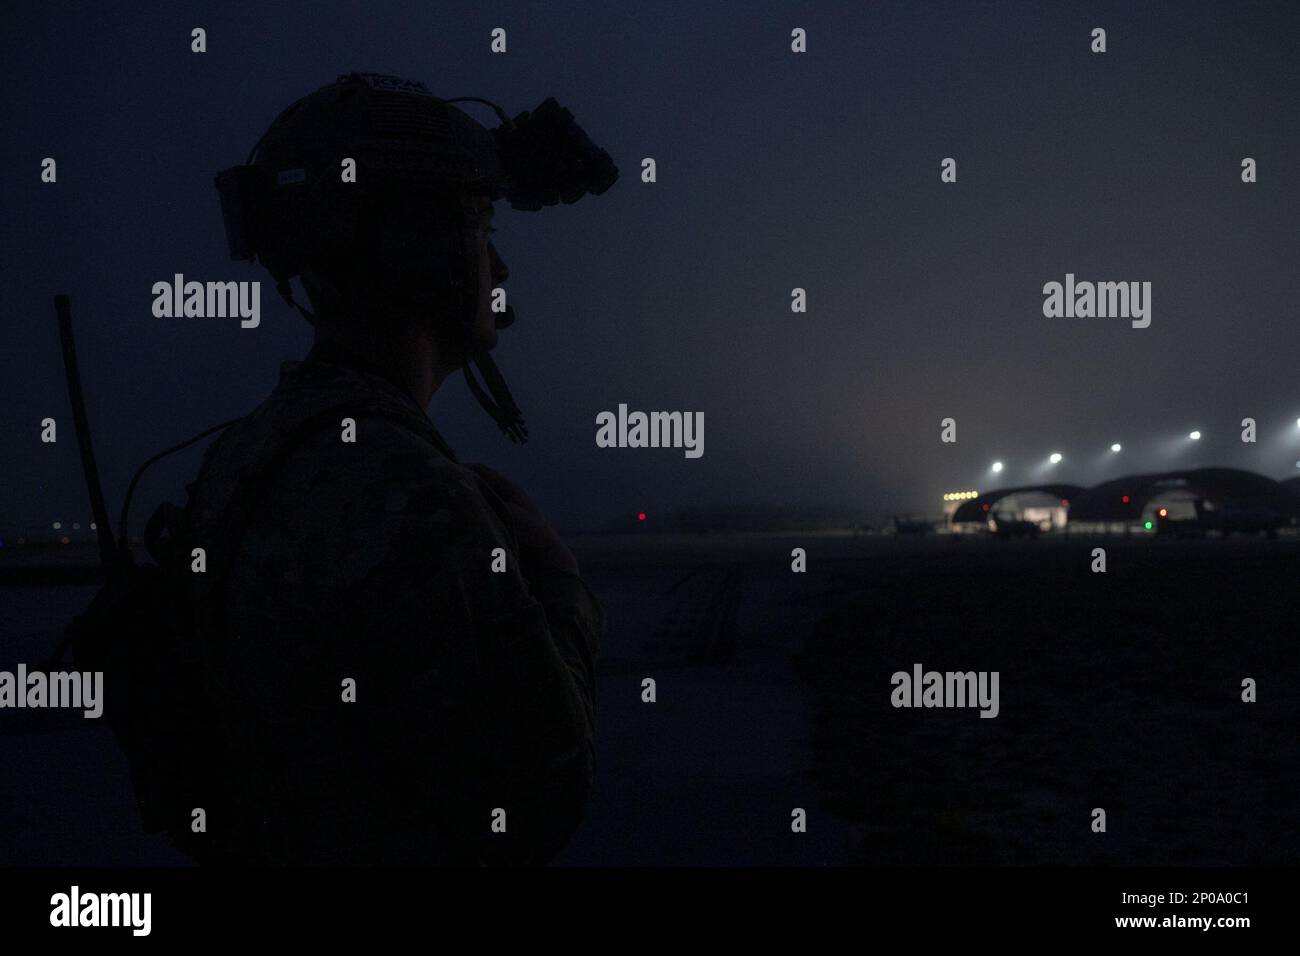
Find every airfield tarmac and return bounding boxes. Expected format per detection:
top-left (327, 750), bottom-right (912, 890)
top-left (2, 531), bottom-right (1296, 865)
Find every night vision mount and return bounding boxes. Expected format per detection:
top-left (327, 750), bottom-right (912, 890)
top-left (214, 72), bottom-right (619, 443)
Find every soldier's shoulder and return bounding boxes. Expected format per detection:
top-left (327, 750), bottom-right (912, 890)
top-left (190, 370), bottom-right (474, 535)
top-left (285, 411), bottom-right (474, 504)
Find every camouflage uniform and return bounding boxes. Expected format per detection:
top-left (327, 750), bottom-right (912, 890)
top-left (180, 343), bottom-right (601, 864)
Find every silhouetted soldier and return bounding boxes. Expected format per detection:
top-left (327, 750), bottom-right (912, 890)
top-left (182, 73), bottom-right (614, 864)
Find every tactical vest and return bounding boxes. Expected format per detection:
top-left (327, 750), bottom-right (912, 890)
top-left (65, 389), bottom-right (457, 861)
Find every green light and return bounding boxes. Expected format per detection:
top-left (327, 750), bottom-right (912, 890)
top-left (1144, 521), bottom-right (1153, 530)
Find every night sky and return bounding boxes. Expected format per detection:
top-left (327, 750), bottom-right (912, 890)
top-left (5, 0), bottom-right (1299, 534)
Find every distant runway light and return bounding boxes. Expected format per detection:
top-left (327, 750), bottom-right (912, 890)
top-left (1189, 430), bottom-right (1201, 440)
top-left (52, 521), bottom-right (62, 530)
top-left (1110, 443), bottom-right (1122, 453)
top-left (991, 461), bottom-right (1003, 473)
top-left (1049, 453), bottom-right (1062, 464)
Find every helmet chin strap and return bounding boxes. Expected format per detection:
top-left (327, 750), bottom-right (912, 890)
top-left (463, 350), bottom-right (528, 443)
top-left (462, 303), bottom-right (528, 444)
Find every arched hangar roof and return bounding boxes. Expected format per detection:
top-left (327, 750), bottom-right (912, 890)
top-left (1066, 468), bottom-right (1297, 522)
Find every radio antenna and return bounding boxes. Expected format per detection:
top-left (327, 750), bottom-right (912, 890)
top-left (55, 294), bottom-right (122, 576)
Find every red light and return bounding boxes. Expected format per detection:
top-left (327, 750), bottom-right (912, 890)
top-left (982, 503), bottom-right (990, 512)
top-left (1061, 499), bottom-right (1069, 507)
top-left (1158, 508), bottom-right (1168, 518)
top-left (1121, 495), bottom-right (1130, 504)
top-left (638, 512), bottom-right (646, 521)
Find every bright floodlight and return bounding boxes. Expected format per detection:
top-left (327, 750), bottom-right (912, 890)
top-left (1110, 443), bottom-right (1122, 453)
top-left (1049, 452), bottom-right (1062, 464)
top-left (991, 461), bottom-right (1003, 473)
top-left (1189, 430), bottom-right (1201, 440)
